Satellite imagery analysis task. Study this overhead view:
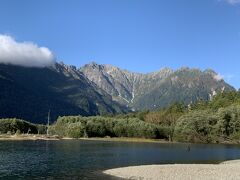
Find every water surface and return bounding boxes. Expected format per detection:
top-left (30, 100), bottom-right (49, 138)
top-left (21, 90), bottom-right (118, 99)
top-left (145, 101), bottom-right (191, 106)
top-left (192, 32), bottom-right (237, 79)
top-left (1, 140), bottom-right (240, 179)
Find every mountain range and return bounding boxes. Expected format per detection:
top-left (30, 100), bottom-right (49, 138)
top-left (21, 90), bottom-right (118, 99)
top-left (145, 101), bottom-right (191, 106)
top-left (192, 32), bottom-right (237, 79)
top-left (0, 62), bottom-right (234, 124)
top-left (80, 62), bottom-right (234, 110)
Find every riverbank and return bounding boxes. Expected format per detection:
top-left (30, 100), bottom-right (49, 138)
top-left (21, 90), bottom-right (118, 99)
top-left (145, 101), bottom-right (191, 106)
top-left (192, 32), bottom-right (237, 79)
top-left (104, 160), bottom-right (240, 180)
top-left (0, 135), bottom-right (168, 143)
top-left (0, 134), bottom-right (59, 141)
top-left (75, 137), bottom-right (240, 145)
top-left (0, 135), bottom-right (238, 144)
top-left (79, 137), bottom-right (170, 143)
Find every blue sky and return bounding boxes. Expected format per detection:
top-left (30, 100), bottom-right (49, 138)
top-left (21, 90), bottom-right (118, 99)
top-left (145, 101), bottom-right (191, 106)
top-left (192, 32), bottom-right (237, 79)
top-left (0, 0), bottom-right (240, 88)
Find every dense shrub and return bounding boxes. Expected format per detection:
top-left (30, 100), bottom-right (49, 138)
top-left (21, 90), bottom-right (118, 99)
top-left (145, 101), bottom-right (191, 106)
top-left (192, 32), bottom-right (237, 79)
top-left (36, 125), bottom-right (47, 134)
top-left (51, 116), bottom-right (168, 139)
top-left (174, 105), bottom-right (240, 143)
top-left (145, 103), bottom-right (185, 127)
top-left (174, 110), bottom-right (218, 143)
top-left (15, 129), bottom-right (21, 135)
top-left (113, 118), bottom-right (159, 138)
top-left (86, 120), bottom-right (106, 137)
top-left (67, 122), bottom-right (85, 138)
top-left (0, 118), bottom-right (38, 134)
top-left (216, 105), bottom-right (240, 138)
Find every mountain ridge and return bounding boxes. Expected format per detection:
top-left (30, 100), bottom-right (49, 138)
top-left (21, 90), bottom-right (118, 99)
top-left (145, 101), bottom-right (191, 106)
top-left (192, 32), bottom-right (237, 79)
top-left (80, 62), bottom-right (234, 110)
top-left (0, 61), bottom-right (235, 124)
top-left (0, 63), bottom-right (128, 124)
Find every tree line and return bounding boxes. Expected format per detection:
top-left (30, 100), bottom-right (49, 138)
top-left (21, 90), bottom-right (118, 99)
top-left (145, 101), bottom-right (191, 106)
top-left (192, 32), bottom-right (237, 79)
top-left (1, 91), bottom-right (240, 143)
top-left (0, 118), bottom-right (46, 135)
top-left (49, 116), bottom-right (170, 139)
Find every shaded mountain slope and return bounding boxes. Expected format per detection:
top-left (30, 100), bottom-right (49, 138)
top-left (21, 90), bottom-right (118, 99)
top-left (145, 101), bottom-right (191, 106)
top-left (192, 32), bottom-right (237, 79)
top-left (0, 63), bottom-right (126, 124)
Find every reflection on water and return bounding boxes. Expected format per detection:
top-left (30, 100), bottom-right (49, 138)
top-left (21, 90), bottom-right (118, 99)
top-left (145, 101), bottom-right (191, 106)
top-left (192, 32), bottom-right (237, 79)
top-left (0, 140), bottom-right (240, 179)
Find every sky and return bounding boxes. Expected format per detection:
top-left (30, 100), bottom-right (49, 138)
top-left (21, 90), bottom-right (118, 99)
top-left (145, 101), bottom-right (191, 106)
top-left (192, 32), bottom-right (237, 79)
top-left (0, 0), bottom-right (240, 88)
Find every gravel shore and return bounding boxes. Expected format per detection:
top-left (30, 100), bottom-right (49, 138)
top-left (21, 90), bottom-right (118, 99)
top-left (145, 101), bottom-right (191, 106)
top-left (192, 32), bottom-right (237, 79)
top-left (104, 160), bottom-right (240, 180)
top-left (0, 134), bottom-right (59, 141)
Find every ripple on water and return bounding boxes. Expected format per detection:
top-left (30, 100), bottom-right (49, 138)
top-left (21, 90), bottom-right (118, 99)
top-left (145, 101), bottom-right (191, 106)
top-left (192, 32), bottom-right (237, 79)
top-left (0, 140), bottom-right (240, 179)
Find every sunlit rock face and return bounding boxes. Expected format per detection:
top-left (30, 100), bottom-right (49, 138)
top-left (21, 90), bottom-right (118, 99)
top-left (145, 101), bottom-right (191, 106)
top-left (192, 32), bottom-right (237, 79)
top-left (80, 62), bottom-right (234, 110)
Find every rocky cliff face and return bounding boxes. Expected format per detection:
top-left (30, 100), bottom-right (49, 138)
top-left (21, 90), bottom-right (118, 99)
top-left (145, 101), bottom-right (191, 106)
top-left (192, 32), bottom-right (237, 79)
top-left (80, 62), bottom-right (234, 110)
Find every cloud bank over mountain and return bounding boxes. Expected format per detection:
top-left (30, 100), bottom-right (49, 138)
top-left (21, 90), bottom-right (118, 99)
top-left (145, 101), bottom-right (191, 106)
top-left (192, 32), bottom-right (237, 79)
top-left (0, 35), bottom-right (55, 67)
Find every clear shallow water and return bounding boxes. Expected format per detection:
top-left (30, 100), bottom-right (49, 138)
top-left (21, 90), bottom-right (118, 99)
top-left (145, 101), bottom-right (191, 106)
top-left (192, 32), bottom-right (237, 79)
top-left (1, 140), bottom-right (240, 179)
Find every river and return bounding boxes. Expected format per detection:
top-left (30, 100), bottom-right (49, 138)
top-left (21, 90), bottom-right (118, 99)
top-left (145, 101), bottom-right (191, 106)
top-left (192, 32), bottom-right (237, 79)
top-left (1, 140), bottom-right (240, 179)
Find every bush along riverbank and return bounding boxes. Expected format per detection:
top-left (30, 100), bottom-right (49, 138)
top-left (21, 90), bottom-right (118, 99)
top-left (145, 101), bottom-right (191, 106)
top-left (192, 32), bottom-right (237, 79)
top-left (49, 91), bottom-right (240, 144)
top-left (1, 91), bottom-right (240, 144)
top-left (0, 118), bottom-right (46, 135)
top-left (49, 116), bottom-right (170, 139)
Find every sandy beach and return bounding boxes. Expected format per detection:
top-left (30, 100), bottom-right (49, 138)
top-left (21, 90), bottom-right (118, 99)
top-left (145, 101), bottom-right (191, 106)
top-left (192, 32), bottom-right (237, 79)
top-left (104, 160), bottom-right (240, 180)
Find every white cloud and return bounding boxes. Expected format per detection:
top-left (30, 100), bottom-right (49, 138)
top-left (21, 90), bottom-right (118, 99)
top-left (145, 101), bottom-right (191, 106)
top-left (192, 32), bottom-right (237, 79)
top-left (219, 0), bottom-right (240, 5)
top-left (213, 74), bottom-right (224, 81)
top-left (0, 34), bottom-right (55, 68)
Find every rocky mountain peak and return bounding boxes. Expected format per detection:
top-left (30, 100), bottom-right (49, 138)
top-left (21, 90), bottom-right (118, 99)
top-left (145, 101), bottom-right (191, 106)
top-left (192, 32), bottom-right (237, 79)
top-left (83, 61), bottom-right (104, 70)
top-left (147, 67), bottom-right (174, 79)
top-left (204, 69), bottom-right (218, 75)
top-left (80, 63), bottom-right (234, 110)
